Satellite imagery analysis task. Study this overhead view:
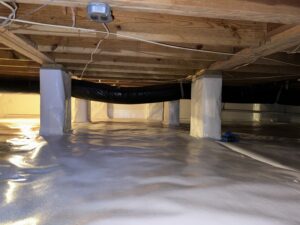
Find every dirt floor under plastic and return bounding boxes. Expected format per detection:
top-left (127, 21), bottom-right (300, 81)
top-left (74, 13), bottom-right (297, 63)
top-left (0, 119), bottom-right (299, 225)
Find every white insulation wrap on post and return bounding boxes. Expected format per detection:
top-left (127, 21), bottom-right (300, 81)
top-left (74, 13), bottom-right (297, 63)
top-left (40, 67), bottom-right (71, 135)
top-left (190, 74), bottom-right (222, 139)
top-left (147, 103), bottom-right (163, 121)
top-left (163, 100), bottom-right (180, 126)
top-left (74, 99), bottom-right (90, 123)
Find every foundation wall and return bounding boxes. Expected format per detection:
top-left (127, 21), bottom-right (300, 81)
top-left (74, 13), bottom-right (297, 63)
top-left (1, 94), bottom-right (300, 124)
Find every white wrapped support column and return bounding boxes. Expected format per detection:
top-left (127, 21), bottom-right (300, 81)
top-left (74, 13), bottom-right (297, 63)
top-left (147, 103), bottom-right (163, 122)
top-left (190, 73), bottom-right (222, 139)
top-left (40, 66), bottom-right (71, 135)
top-left (163, 101), bottom-right (180, 126)
top-left (74, 99), bottom-right (90, 123)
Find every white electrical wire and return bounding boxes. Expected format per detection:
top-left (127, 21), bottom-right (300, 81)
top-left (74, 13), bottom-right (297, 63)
top-left (286, 44), bottom-right (300, 54)
top-left (19, 3), bottom-right (49, 18)
top-left (71, 7), bottom-right (76, 27)
top-left (233, 59), bottom-right (257, 71)
top-left (102, 23), bottom-right (110, 36)
top-left (80, 23), bottom-right (110, 79)
top-left (80, 39), bottom-right (104, 78)
top-left (0, 0), bottom-right (17, 27)
top-left (117, 33), bottom-right (234, 56)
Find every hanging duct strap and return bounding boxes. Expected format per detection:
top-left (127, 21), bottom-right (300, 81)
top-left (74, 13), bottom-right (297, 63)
top-left (180, 81), bottom-right (184, 99)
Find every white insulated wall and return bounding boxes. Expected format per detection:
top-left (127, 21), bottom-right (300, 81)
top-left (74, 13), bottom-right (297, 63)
top-left (108, 104), bottom-right (147, 119)
top-left (90, 101), bottom-right (109, 121)
top-left (1, 93), bottom-right (300, 124)
top-left (0, 94), bottom-right (162, 121)
top-left (180, 100), bottom-right (300, 124)
top-left (0, 94), bottom-right (152, 121)
top-left (106, 103), bottom-right (163, 121)
top-left (0, 93), bottom-right (40, 117)
top-left (222, 103), bottom-right (300, 124)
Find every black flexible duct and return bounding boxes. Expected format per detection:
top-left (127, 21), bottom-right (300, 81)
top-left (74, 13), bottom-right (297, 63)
top-left (0, 77), bottom-right (299, 105)
top-left (72, 80), bottom-right (191, 104)
top-left (0, 77), bottom-right (190, 104)
top-left (0, 77), bottom-right (40, 94)
top-left (222, 82), bottom-right (300, 106)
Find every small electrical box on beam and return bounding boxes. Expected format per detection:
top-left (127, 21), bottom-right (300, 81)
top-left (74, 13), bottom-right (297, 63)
top-left (87, 2), bottom-right (113, 23)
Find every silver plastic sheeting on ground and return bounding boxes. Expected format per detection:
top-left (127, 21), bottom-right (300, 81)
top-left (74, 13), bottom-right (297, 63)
top-left (0, 119), bottom-right (300, 225)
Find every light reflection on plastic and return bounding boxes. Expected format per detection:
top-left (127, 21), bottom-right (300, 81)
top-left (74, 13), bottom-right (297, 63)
top-left (7, 142), bottom-right (46, 168)
top-left (5, 181), bottom-right (18, 204)
top-left (4, 216), bottom-right (39, 225)
top-left (4, 118), bottom-right (46, 167)
top-left (19, 124), bottom-right (37, 139)
top-left (7, 155), bottom-right (28, 168)
top-left (6, 119), bottom-right (39, 140)
top-left (30, 142), bottom-right (45, 160)
top-left (1, 119), bottom-right (41, 225)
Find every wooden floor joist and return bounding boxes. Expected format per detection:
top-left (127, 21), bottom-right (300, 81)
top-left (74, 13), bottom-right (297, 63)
top-left (6, 6), bottom-right (267, 48)
top-left (0, 28), bottom-right (53, 64)
top-left (10, 0), bottom-right (300, 24)
top-left (209, 25), bottom-right (300, 71)
top-left (0, 1), bottom-right (299, 85)
top-left (233, 64), bottom-right (300, 76)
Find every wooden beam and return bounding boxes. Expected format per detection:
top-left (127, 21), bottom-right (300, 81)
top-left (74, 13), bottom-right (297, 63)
top-left (223, 71), bottom-right (300, 84)
top-left (73, 74), bottom-right (184, 82)
top-left (49, 52), bottom-right (298, 68)
top-left (55, 58), bottom-right (207, 69)
top-left (86, 80), bottom-right (178, 87)
top-left (233, 64), bottom-right (300, 76)
top-left (0, 58), bottom-right (39, 67)
top-left (0, 28), bottom-right (53, 64)
top-left (10, 0), bottom-right (300, 24)
top-left (36, 41), bottom-right (230, 62)
top-left (72, 71), bottom-right (185, 78)
top-left (39, 45), bottom-right (225, 61)
top-left (0, 69), bottom-right (184, 81)
top-left (28, 35), bottom-right (232, 59)
top-left (223, 71), bottom-right (300, 79)
top-left (0, 70), bottom-right (38, 76)
top-left (9, 23), bottom-right (264, 48)
top-left (209, 26), bottom-right (300, 71)
top-left (66, 65), bottom-right (193, 76)
top-left (0, 66), bottom-right (39, 73)
top-left (0, 51), bottom-right (209, 69)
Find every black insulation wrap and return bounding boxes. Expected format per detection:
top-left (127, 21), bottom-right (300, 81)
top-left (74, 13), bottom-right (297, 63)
top-left (222, 82), bottom-right (300, 106)
top-left (0, 77), bottom-right (299, 105)
top-left (72, 80), bottom-right (191, 104)
top-left (0, 77), bottom-right (40, 94)
top-left (222, 85), bottom-right (279, 104)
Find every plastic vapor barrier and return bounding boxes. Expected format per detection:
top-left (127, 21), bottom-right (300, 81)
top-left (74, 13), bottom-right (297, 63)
top-left (0, 120), bottom-right (300, 224)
